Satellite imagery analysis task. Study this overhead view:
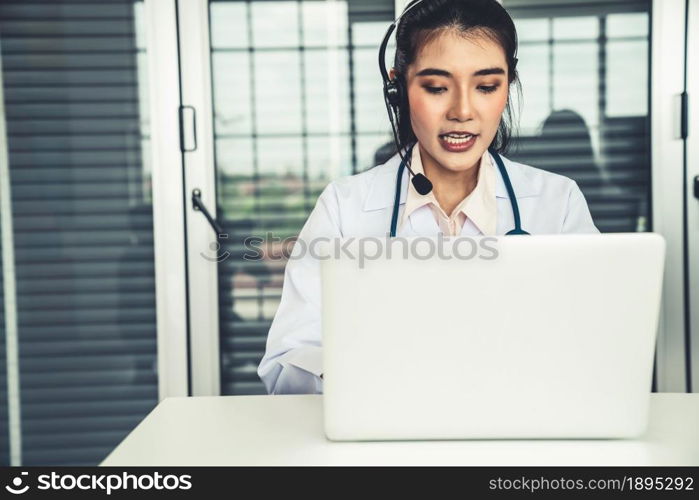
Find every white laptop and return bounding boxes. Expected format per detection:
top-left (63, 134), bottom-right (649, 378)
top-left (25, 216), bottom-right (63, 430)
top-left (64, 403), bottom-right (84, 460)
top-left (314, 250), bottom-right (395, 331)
top-left (320, 233), bottom-right (665, 441)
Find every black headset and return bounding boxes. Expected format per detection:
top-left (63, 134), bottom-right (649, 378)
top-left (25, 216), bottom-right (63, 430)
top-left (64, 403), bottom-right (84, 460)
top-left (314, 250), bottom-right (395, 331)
top-left (378, 0), bottom-right (433, 195)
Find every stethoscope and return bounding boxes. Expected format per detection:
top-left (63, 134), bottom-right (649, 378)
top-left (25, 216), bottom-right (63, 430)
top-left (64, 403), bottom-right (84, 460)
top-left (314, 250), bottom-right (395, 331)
top-left (389, 143), bottom-right (530, 237)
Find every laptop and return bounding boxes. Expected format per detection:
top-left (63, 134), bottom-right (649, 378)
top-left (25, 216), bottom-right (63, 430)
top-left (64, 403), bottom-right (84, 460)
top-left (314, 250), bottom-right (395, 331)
top-left (320, 233), bottom-right (665, 441)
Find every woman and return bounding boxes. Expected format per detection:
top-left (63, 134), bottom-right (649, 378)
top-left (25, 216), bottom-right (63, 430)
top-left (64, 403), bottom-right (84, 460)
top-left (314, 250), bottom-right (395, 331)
top-left (258, 0), bottom-right (598, 394)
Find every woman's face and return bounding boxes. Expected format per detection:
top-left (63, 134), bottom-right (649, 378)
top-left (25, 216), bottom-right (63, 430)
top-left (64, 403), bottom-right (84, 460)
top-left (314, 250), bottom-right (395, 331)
top-left (401, 29), bottom-right (510, 173)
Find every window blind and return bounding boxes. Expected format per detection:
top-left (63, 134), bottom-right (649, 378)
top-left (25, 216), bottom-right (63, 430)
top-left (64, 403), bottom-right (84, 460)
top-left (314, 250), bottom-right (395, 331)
top-left (507, 0), bottom-right (652, 233)
top-left (0, 235), bottom-right (8, 464)
top-left (0, 0), bottom-right (157, 465)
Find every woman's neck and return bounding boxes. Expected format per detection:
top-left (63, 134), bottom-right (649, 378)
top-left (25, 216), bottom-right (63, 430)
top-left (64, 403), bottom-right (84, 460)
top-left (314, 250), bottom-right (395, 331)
top-left (418, 144), bottom-right (480, 216)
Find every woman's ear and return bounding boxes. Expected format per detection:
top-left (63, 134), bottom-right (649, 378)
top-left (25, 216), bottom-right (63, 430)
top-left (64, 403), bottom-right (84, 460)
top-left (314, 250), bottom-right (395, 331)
top-left (389, 67), bottom-right (396, 81)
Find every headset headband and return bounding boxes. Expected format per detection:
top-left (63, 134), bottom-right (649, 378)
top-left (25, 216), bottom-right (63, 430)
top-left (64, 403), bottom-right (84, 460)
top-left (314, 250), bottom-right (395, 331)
top-left (379, 0), bottom-right (428, 163)
top-left (378, 0), bottom-right (426, 86)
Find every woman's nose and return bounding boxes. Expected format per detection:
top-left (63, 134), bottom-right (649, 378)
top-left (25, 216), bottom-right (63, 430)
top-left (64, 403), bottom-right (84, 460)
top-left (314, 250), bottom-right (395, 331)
top-left (446, 89), bottom-right (473, 121)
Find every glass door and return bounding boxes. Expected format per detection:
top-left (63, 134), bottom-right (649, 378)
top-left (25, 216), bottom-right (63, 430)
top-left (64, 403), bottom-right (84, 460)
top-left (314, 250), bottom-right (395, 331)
top-left (208, 0), bottom-right (396, 394)
top-left (178, 0), bottom-right (398, 395)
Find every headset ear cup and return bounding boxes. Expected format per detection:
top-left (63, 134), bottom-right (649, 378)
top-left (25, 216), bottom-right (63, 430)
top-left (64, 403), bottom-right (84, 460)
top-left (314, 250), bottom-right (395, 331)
top-left (394, 77), bottom-right (409, 142)
top-left (395, 77), bottom-right (406, 106)
top-left (386, 80), bottom-right (400, 109)
top-left (384, 75), bottom-right (410, 149)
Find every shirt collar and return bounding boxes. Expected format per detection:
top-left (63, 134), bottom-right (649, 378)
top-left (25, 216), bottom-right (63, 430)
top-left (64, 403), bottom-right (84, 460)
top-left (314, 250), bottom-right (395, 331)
top-left (399, 143), bottom-right (498, 235)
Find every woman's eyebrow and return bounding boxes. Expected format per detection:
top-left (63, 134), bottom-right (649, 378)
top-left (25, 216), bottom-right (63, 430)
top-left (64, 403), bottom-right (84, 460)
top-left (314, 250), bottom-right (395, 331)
top-left (473, 67), bottom-right (505, 76)
top-left (415, 67), bottom-right (505, 77)
top-left (415, 68), bottom-right (452, 77)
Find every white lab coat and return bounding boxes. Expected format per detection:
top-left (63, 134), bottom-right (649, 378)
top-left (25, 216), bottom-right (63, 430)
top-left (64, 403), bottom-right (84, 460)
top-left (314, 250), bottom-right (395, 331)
top-left (257, 150), bottom-right (600, 394)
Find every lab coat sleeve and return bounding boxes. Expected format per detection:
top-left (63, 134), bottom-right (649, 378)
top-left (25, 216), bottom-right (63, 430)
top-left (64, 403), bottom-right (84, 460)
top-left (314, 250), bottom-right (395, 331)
top-left (257, 182), bottom-right (342, 394)
top-left (561, 181), bottom-right (600, 234)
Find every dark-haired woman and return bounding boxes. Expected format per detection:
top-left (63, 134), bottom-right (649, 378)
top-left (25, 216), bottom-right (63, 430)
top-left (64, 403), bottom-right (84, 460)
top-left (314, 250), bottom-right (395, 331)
top-left (259, 0), bottom-right (599, 394)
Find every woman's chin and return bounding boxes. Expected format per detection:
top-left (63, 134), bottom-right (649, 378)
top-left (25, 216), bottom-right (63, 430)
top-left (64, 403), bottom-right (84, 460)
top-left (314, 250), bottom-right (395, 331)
top-left (428, 147), bottom-right (483, 172)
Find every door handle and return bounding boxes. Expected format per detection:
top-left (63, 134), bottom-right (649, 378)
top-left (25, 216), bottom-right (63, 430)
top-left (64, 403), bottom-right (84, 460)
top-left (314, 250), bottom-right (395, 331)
top-left (179, 105), bottom-right (197, 152)
top-left (694, 175), bottom-right (699, 200)
top-left (191, 189), bottom-right (226, 238)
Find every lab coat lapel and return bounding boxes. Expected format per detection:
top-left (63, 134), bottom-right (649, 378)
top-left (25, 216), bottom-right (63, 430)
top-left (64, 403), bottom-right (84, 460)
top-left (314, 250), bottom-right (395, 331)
top-left (404, 206), bottom-right (440, 236)
top-left (363, 158), bottom-right (438, 237)
top-left (492, 152), bottom-right (541, 235)
top-left (459, 218), bottom-right (484, 236)
top-left (493, 152), bottom-right (540, 200)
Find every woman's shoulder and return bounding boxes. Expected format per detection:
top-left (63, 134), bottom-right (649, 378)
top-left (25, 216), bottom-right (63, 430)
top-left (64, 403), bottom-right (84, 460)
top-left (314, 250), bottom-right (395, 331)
top-left (332, 153), bottom-right (401, 189)
top-left (498, 153), bottom-right (582, 197)
top-left (320, 152), bottom-right (402, 208)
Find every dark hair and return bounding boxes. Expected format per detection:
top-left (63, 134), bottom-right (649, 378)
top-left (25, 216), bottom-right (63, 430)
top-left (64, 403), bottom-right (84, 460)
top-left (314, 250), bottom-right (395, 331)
top-left (392, 0), bottom-right (521, 155)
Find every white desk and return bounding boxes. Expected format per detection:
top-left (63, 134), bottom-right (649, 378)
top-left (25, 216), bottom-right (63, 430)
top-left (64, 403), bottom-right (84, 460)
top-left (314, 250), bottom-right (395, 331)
top-left (101, 394), bottom-right (699, 466)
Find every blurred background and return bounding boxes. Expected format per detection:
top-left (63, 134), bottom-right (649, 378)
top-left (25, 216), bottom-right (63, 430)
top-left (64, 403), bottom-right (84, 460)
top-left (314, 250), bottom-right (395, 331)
top-left (0, 0), bottom-right (696, 465)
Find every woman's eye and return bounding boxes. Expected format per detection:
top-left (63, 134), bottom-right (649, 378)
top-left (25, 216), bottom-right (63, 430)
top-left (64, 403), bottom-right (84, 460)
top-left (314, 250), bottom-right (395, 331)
top-left (424, 86), bottom-right (446, 94)
top-left (478, 85), bottom-right (499, 94)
